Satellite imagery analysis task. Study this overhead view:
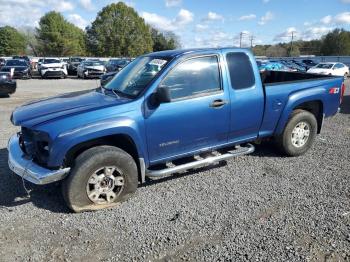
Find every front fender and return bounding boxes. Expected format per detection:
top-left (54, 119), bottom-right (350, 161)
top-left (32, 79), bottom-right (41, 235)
top-left (274, 87), bottom-right (326, 135)
top-left (47, 116), bottom-right (147, 167)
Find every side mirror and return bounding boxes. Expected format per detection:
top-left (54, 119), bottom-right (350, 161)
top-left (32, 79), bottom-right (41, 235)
top-left (149, 86), bottom-right (171, 107)
top-left (156, 86), bottom-right (171, 103)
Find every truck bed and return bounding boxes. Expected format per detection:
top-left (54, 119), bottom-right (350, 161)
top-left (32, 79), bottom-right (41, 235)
top-left (261, 71), bottom-right (333, 85)
top-left (258, 71), bottom-right (344, 138)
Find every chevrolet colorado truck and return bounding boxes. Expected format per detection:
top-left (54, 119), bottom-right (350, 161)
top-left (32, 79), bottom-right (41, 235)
top-left (8, 48), bottom-right (345, 212)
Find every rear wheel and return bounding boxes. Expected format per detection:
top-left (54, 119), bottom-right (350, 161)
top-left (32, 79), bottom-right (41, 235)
top-left (276, 110), bottom-right (317, 156)
top-left (62, 146), bottom-right (138, 212)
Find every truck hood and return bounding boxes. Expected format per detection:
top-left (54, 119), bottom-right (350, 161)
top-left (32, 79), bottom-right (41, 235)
top-left (11, 89), bottom-right (130, 128)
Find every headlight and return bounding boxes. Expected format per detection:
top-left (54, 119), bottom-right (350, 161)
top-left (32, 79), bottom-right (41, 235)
top-left (20, 128), bottom-right (52, 165)
top-left (41, 66), bottom-right (48, 70)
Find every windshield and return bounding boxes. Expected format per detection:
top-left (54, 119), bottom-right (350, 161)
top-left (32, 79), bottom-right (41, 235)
top-left (5, 60), bottom-right (27, 66)
top-left (105, 56), bottom-right (169, 97)
top-left (110, 59), bottom-right (129, 66)
top-left (44, 59), bottom-right (61, 64)
top-left (71, 58), bottom-right (83, 62)
top-left (84, 61), bottom-right (104, 66)
top-left (316, 63), bottom-right (333, 69)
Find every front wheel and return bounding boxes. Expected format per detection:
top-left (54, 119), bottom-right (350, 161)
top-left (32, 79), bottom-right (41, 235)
top-left (62, 146), bottom-right (138, 212)
top-left (276, 110), bottom-right (317, 156)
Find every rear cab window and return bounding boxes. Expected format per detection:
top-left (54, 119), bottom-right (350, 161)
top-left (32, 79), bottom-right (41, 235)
top-left (226, 52), bottom-right (255, 90)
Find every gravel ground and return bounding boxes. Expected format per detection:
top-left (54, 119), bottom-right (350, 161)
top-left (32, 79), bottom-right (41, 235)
top-left (0, 77), bottom-right (349, 261)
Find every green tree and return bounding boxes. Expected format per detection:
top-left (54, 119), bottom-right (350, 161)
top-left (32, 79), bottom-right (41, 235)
top-left (320, 29), bottom-right (350, 55)
top-left (151, 29), bottom-right (181, 51)
top-left (86, 2), bottom-right (153, 57)
top-left (289, 45), bottom-right (300, 57)
top-left (253, 45), bottom-right (270, 56)
top-left (297, 40), bottom-right (322, 55)
top-left (36, 11), bottom-right (86, 56)
top-left (19, 26), bottom-right (39, 56)
top-left (0, 26), bottom-right (26, 56)
top-left (266, 44), bottom-right (288, 57)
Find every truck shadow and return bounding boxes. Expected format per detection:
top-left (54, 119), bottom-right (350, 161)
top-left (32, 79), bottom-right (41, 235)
top-left (0, 148), bottom-right (70, 213)
top-left (340, 95), bottom-right (350, 114)
top-left (0, 143), bottom-right (280, 212)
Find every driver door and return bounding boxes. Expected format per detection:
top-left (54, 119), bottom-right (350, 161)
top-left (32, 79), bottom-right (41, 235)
top-left (145, 55), bottom-right (230, 164)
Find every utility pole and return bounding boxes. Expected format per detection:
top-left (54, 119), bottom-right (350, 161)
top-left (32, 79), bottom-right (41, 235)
top-left (239, 32), bottom-right (243, 48)
top-left (239, 32), bottom-right (248, 48)
top-left (290, 31), bottom-right (295, 57)
top-left (250, 35), bottom-right (255, 48)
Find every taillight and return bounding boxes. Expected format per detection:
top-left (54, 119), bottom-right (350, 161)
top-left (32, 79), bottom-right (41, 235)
top-left (340, 82), bottom-right (346, 104)
top-left (329, 87), bottom-right (340, 94)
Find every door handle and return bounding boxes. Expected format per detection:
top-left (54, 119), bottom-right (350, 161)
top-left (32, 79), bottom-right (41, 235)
top-left (209, 99), bottom-right (228, 108)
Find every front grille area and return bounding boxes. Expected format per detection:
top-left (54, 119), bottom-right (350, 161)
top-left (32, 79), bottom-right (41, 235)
top-left (19, 127), bottom-right (50, 166)
top-left (45, 71), bottom-right (63, 77)
top-left (20, 127), bottom-right (35, 157)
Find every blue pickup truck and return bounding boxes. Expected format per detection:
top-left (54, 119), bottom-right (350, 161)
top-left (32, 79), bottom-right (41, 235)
top-left (8, 48), bottom-right (345, 212)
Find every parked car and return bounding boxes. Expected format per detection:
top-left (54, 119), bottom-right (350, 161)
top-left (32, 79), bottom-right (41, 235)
top-left (40, 58), bottom-right (68, 79)
top-left (8, 48), bottom-right (345, 212)
top-left (0, 72), bottom-right (16, 96)
top-left (0, 59), bottom-right (31, 79)
top-left (258, 61), bottom-right (293, 72)
top-left (67, 57), bottom-right (85, 75)
top-left (307, 62), bottom-right (349, 78)
top-left (37, 58), bottom-right (44, 74)
top-left (302, 59), bottom-right (317, 68)
top-left (291, 60), bottom-right (309, 70)
top-left (0, 58), bottom-right (6, 68)
top-left (77, 60), bottom-right (106, 78)
top-left (105, 58), bottom-right (131, 73)
top-left (12, 55), bottom-right (33, 68)
top-left (279, 60), bottom-right (306, 72)
top-left (100, 71), bottom-right (118, 86)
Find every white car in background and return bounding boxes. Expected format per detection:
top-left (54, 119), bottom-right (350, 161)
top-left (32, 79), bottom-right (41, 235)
top-left (77, 60), bottom-right (106, 79)
top-left (307, 62), bottom-right (349, 78)
top-left (40, 58), bottom-right (68, 79)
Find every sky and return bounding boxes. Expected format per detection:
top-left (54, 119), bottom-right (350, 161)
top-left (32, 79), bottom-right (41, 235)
top-left (1, 0), bottom-right (350, 48)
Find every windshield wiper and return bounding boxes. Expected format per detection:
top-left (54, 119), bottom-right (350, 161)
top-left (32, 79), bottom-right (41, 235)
top-left (100, 85), bottom-right (134, 99)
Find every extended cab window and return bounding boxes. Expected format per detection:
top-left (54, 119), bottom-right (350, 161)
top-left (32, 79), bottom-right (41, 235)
top-left (161, 56), bottom-right (221, 100)
top-left (226, 52), bottom-right (255, 89)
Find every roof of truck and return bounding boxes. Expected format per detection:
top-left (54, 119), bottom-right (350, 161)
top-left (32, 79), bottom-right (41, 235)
top-left (147, 47), bottom-right (248, 58)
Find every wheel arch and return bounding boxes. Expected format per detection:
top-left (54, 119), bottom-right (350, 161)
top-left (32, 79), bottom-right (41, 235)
top-left (275, 88), bottom-right (325, 135)
top-left (293, 100), bottom-right (324, 133)
top-left (64, 133), bottom-right (145, 183)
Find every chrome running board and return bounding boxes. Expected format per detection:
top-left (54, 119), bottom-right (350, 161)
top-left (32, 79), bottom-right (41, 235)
top-left (146, 143), bottom-right (255, 178)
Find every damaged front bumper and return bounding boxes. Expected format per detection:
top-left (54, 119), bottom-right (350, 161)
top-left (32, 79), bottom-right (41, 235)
top-left (7, 135), bottom-right (70, 185)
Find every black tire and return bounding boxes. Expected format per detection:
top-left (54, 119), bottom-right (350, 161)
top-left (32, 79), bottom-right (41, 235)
top-left (62, 146), bottom-right (138, 212)
top-left (276, 109), bottom-right (317, 156)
